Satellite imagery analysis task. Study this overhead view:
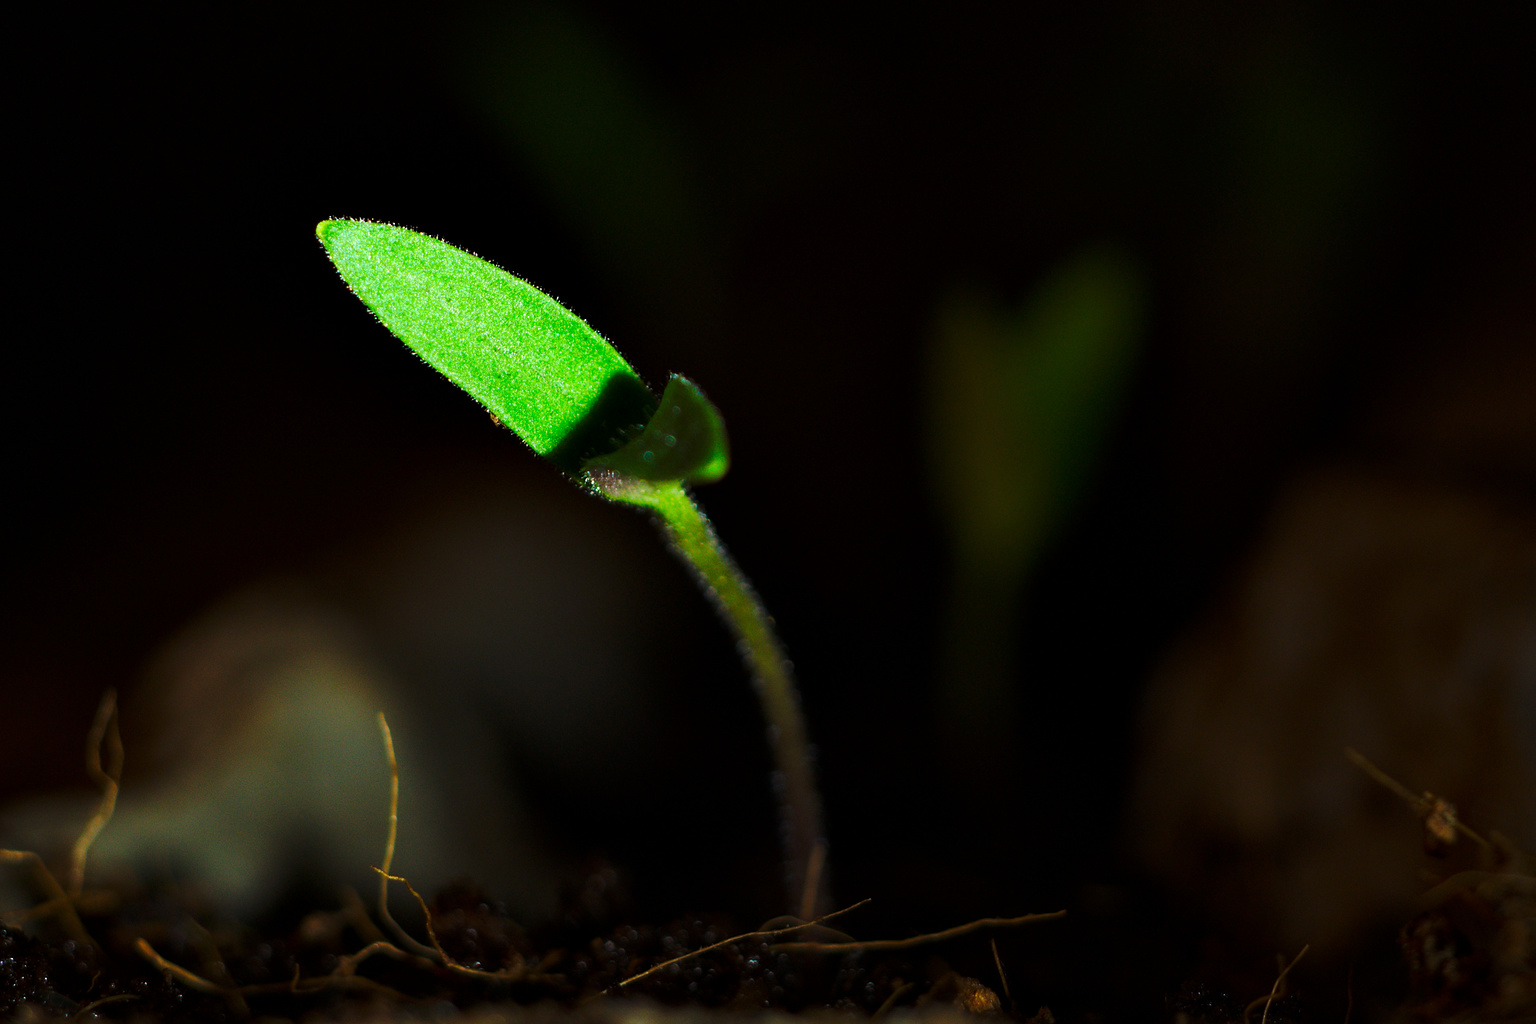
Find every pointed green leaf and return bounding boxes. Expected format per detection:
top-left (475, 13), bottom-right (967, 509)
top-left (317, 219), bottom-right (654, 467)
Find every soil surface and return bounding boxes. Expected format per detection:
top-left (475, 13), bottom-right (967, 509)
top-left (2, 845), bottom-right (1533, 1024)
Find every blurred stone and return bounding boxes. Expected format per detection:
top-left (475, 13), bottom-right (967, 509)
top-left (1, 478), bottom-right (672, 921)
top-left (1131, 323), bottom-right (1536, 955)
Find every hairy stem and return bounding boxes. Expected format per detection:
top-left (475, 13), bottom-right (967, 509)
top-left (599, 476), bottom-right (829, 917)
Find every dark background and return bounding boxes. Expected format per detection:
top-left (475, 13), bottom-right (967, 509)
top-left (6, 0), bottom-right (1533, 1014)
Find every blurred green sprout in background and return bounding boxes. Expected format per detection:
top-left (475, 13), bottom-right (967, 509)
top-left (928, 247), bottom-right (1145, 760)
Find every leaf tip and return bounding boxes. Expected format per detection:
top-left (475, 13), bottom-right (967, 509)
top-left (315, 218), bottom-right (358, 248)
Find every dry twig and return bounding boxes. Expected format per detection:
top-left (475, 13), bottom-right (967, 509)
top-left (772, 911), bottom-right (1066, 953)
top-left (0, 849), bottom-right (95, 948)
top-left (69, 689), bottom-right (122, 895)
top-left (1, 690), bottom-right (123, 950)
top-left (134, 937), bottom-right (411, 999)
top-left (371, 713), bottom-right (538, 982)
top-left (990, 937), bottom-right (1014, 1010)
top-left (1244, 945), bottom-right (1308, 1024)
top-left (1345, 747), bottom-right (1489, 851)
top-left (616, 898), bottom-right (873, 989)
top-left (373, 713), bottom-right (440, 961)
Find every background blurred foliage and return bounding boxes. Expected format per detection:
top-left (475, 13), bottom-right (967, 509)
top-left (454, 2), bottom-right (726, 345)
top-left (928, 246), bottom-right (1144, 758)
top-left (5, 0), bottom-right (1532, 944)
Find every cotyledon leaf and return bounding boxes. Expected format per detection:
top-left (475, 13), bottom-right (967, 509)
top-left (317, 219), bottom-right (655, 469)
top-left (585, 374), bottom-right (729, 485)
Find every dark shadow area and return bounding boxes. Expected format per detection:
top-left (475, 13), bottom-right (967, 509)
top-left (544, 371), bottom-right (658, 475)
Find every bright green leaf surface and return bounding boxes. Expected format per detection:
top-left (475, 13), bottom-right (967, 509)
top-left (317, 219), bottom-right (650, 460)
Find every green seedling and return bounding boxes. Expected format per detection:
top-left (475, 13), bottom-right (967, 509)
top-left (317, 219), bottom-right (827, 917)
top-left (927, 247), bottom-right (1143, 762)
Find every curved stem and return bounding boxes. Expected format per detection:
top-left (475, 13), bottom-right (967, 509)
top-left (599, 476), bottom-right (828, 917)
